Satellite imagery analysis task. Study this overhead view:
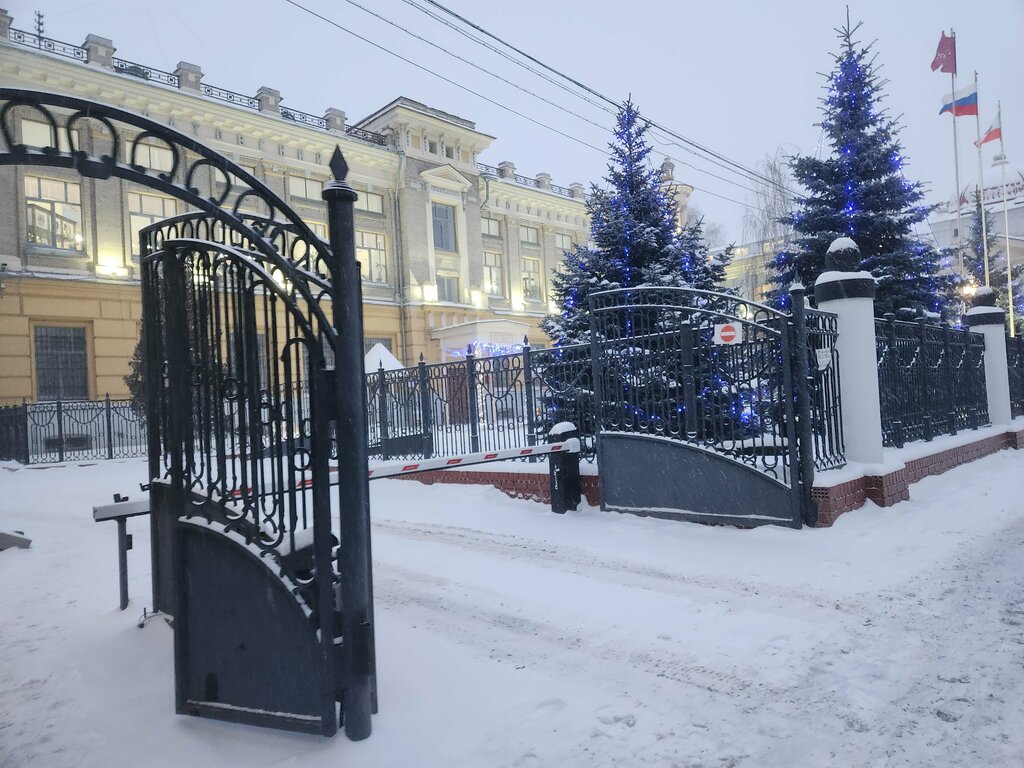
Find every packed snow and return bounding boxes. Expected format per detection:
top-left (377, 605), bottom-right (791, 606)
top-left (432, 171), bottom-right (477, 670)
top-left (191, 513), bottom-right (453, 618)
top-left (2, 448), bottom-right (1024, 767)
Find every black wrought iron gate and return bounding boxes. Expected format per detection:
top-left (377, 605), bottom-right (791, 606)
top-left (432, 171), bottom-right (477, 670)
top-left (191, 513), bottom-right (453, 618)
top-left (0, 88), bottom-right (374, 739)
top-left (589, 286), bottom-right (826, 528)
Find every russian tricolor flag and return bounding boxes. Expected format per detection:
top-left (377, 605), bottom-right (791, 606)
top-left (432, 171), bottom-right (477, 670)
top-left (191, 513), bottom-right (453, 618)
top-left (940, 85), bottom-right (978, 117)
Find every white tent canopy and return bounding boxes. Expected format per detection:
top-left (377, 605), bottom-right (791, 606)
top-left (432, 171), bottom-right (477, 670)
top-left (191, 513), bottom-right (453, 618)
top-left (364, 342), bottom-right (404, 372)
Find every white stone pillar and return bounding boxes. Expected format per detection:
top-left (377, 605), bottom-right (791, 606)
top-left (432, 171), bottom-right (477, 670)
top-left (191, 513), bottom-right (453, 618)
top-left (966, 291), bottom-right (1012, 426)
top-left (814, 238), bottom-right (885, 465)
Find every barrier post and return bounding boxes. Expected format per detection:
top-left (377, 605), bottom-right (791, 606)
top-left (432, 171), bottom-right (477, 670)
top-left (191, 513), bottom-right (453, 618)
top-left (548, 422), bottom-right (581, 514)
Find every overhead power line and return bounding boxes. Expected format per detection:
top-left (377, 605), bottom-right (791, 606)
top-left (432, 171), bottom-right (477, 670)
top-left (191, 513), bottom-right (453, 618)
top-left (279, 0), bottom-right (759, 210)
top-left (410, 0), bottom-right (793, 198)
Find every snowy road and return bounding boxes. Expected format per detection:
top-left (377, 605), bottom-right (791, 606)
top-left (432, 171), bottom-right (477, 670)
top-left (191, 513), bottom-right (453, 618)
top-left (1, 448), bottom-right (1023, 767)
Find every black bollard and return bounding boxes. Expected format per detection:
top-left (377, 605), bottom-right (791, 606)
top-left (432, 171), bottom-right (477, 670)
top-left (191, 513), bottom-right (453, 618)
top-left (548, 422), bottom-right (581, 514)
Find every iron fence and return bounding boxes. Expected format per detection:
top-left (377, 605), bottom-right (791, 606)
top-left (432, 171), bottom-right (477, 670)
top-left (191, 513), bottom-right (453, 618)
top-left (875, 314), bottom-right (989, 448)
top-left (805, 309), bottom-right (845, 470)
top-left (0, 396), bottom-right (148, 464)
top-left (1009, 333), bottom-right (1024, 419)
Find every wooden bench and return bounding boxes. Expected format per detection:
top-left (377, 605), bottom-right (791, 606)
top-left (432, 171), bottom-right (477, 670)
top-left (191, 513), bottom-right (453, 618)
top-left (93, 493), bottom-right (150, 610)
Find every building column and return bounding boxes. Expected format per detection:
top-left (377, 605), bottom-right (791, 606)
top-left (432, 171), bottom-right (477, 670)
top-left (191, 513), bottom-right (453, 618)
top-left (965, 288), bottom-right (1012, 426)
top-left (814, 238), bottom-right (885, 465)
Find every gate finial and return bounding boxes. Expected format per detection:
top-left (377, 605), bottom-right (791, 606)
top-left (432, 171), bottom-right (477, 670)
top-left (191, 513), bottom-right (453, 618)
top-left (329, 146), bottom-right (349, 181)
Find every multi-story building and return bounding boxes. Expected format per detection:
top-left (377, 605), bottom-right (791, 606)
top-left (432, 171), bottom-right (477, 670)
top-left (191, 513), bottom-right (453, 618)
top-left (0, 10), bottom-right (692, 406)
top-left (714, 236), bottom-right (788, 304)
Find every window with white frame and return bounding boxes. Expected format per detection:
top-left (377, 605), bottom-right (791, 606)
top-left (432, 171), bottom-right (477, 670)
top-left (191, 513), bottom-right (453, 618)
top-left (24, 176), bottom-right (84, 250)
top-left (34, 326), bottom-right (89, 401)
top-left (437, 274), bottom-right (460, 303)
top-left (215, 162), bottom-right (257, 191)
top-left (432, 202), bottom-right (457, 252)
top-left (554, 233), bottom-right (573, 251)
top-left (483, 251), bottom-right (504, 296)
top-left (521, 257), bottom-right (542, 301)
top-left (130, 138), bottom-right (174, 173)
top-left (288, 175), bottom-right (323, 201)
top-left (357, 231), bottom-right (388, 283)
top-left (305, 220), bottom-right (327, 239)
top-left (21, 119), bottom-right (78, 152)
top-left (128, 192), bottom-right (178, 255)
top-left (520, 225), bottom-right (540, 245)
top-left (355, 191), bottom-right (385, 214)
top-left (481, 218), bottom-right (501, 238)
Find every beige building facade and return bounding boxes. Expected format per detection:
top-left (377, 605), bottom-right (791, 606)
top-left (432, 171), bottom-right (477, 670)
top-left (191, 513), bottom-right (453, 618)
top-left (0, 11), bottom-right (697, 406)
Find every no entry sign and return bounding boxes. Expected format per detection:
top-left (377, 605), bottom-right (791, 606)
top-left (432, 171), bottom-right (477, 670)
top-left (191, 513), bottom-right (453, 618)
top-left (713, 323), bottom-right (742, 345)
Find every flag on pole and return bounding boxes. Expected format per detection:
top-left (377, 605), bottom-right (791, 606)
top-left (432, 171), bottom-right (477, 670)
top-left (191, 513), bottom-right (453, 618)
top-left (975, 112), bottom-right (1002, 147)
top-left (940, 85), bottom-right (978, 117)
top-left (931, 32), bottom-right (957, 74)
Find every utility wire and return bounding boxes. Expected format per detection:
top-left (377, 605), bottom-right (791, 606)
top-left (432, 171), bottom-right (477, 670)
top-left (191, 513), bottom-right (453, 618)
top-left (341, 0), bottom-right (762, 198)
top-left (280, 0), bottom-right (759, 210)
top-left (410, 0), bottom-right (793, 197)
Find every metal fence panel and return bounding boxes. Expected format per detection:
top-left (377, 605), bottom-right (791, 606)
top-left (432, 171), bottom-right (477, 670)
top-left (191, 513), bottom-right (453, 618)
top-left (1009, 333), bottom-right (1024, 419)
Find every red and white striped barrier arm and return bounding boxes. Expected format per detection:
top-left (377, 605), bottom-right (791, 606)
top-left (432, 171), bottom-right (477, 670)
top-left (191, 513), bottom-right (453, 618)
top-left (367, 438), bottom-right (581, 480)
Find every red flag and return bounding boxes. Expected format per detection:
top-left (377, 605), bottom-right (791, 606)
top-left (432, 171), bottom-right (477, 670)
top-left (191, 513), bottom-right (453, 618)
top-left (975, 113), bottom-right (1002, 148)
top-left (931, 32), bottom-right (957, 75)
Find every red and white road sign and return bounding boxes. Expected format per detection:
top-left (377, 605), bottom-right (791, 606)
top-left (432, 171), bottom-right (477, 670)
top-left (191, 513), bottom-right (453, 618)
top-left (713, 323), bottom-right (742, 345)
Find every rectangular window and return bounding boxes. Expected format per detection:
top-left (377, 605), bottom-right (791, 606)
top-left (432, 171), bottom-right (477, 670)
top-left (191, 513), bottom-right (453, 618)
top-left (355, 191), bottom-right (385, 214)
top-left (215, 162), bottom-right (257, 190)
top-left (520, 226), bottom-right (540, 245)
top-left (288, 175), bottom-right (323, 201)
top-left (128, 192), bottom-right (178, 254)
top-left (34, 326), bottom-right (89, 401)
top-left (130, 139), bottom-right (174, 172)
top-left (427, 140), bottom-right (438, 154)
top-left (304, 220), bottom-right (327, 239)
top-left (522, 257), bottom-right (542, 301)
top-left (22, 119), bottom-right (79, 152)
top-left (554, 233), bottom-right (573, 251)
top-left (432, 202), bottom-right (457, 252)
top-left (437, 274), bottom-right (460, 303)
top-left (484, 251), bottom-right (504, 296)
top-left (24, 176), bottom-right (84, 250)
top-left (444, 146), bottom-right (455, 160)
top-left (357, 231), bottom-right (388, 283)
top-left (481, 218), bottom-right (501, 238)
top-left (363, 337), bottom-right (393, 354)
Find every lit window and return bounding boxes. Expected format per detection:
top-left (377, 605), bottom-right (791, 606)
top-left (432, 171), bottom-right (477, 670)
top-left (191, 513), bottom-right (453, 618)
top-left (357, 231), bottom-right (388, 283)
top-left (432, 202), bottom-right (457, 252)
top-left (130, 138), bottom-right (174, 173)
top-left (305, 220), bottom-right (327, 239)
top-left (288, 175), bottom-right (323, 201)
top-left (554, 233), bottom-right (573, 251)
top-left (521, 257), bottom-right (542, 301)
top-left (484, 251), bottom-right (504, 296)
top-left (481, 218), bottom-right (501, 238)
top-left (24, 176), bottom-right (84, 250)
top-left (520, 226), bottom-right (540, 245)
top-left (34, 326), bottom-right (88, 401)
top-left (128, 192), bottom-right (178, 254)
top-left (355, 191), bottom-right (385, 214)
top-left (21, 119), bottom-right (78, 152)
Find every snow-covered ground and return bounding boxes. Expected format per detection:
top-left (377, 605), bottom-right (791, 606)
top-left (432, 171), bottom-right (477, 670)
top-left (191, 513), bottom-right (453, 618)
top-left (1, 449), bottom-right (1023, 767)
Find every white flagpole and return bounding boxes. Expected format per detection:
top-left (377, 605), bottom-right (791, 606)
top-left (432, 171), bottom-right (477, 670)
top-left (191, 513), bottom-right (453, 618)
top-left (951, 30), bottom-right (965, 274)
top-left (974, 71), bottom-right (991, 286)
top-left (999, 102), bottom-right (1015, 336)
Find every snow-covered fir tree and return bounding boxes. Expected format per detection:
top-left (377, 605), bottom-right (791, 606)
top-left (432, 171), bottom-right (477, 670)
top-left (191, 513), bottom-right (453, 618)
top-left (962, 196), bottom-right (1023, 317)
top-left (770, 17), bottom-right (953, 316)
top-left (543, 100), bottom-right (727, 345)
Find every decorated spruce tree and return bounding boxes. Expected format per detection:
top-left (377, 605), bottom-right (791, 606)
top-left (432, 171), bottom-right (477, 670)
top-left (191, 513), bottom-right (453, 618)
top-left (543, 99), bottom-right (726, 345)
top-left (770, 17), bottom-right (953, 316)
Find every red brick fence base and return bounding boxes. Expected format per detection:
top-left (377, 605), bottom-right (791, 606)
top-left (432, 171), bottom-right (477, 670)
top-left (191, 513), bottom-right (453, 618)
top-left (393, 424), bottom-right (1024, 527)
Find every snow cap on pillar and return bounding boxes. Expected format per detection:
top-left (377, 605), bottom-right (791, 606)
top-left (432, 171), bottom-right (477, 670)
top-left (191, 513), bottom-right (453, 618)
top-left (964, 285), bottom-right (1005, 327)
top-left (814, 237), bottom-right (876, 303)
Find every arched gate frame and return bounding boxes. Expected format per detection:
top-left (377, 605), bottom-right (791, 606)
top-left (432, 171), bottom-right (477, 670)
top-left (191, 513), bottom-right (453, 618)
top-left (0, 89), bottom-right (375, 739)
top-left (588, 286), bottom-right (825, 528)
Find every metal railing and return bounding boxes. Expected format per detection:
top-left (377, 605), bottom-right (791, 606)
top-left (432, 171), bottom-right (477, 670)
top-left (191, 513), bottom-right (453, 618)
top-left (0, 396), bottom-right (148, 464)
top-left (475, 162), bottom-right (575, 198)
top-left (8, 27), bottom-right (87, 61)
top-left (875, 314), bottom-right (989, 448)
top-left (113, 57), bottom-right (179, 87)
top-left (1009, 333), bottom-right (1024, 419)
top-left (806, 309), bottom-right (845, 470)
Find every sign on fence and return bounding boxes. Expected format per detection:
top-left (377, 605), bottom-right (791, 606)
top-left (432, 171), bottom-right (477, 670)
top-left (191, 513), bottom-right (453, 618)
top-left (713, 323), bottom-right (742, 345)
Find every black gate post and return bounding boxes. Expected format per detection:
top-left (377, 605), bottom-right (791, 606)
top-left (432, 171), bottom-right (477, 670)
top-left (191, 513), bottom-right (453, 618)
top-left (56, 397), bottom-right (65, 463)
top-left (20, 400), bottom-right (29, 465)
top-left (417, 354), bottom-right (433, 458)
top-left (943, 325), bottom-right (958, 435)
top-left (523, 338), bottom-right (536, 449)
top-left (466, 345), bottom-right (481, 453)
top-left (789, 285), bottom-right (816, 527)
top-left (323, 148), bottom-right (374, 742)
top-left (105, 393), bottom-right (115, 459)
top-left (376, 363), bottom-right (390, 461)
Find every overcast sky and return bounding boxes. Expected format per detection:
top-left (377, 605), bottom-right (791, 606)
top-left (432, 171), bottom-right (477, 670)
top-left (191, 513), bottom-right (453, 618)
top-left (9, 0), bottom-right (1021, 242)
